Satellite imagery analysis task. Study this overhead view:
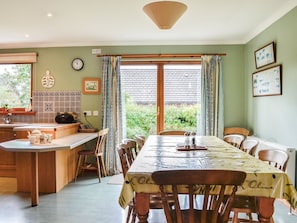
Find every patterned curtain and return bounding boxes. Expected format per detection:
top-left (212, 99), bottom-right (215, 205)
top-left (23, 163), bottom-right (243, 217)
top-left (199, 55), bottom-right (224, 138)
top-left (101, 56), bottom-right (125, 175)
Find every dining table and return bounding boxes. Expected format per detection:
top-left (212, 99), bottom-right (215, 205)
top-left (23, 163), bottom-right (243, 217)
top-left (118, 135), bottom-right (297, 223)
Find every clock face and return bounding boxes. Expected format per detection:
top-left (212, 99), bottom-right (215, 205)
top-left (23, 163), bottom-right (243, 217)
top-left (72, 58), bottom-right (84, 71)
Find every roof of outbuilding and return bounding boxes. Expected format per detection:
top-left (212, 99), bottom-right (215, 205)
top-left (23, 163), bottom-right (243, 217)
top-left (121, 68), bottom-right (201, 104)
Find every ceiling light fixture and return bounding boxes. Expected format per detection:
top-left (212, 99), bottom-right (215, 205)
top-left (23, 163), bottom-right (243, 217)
top-left (143, 1), bottom-right (187, 30)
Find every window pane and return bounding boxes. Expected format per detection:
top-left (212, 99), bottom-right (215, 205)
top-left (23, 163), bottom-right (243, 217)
top-left (121, 65), bottom-right (157, 139)
top-left (0, 64), bottom-right (31, 108)
top-left (164, 64), bottom-right (201, 132)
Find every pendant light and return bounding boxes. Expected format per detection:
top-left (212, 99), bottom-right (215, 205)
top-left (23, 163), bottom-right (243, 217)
top-left (143, 1), bottom-right (187, 29)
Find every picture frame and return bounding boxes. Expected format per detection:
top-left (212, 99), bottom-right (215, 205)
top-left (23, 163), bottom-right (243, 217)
top-left (252, 65), bottom-right (282, 97)
top-left (82, 78), bottom-right (100, 94)
top-left (254, 42), bottom-right (276, 69)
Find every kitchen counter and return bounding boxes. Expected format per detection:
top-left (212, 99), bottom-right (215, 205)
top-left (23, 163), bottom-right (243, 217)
top-left (0, 122), bottom-right (80, 178)
top-left (0, 132), bottom-right (99, 206)
top-left (0, 132), bottom-right (97, 152)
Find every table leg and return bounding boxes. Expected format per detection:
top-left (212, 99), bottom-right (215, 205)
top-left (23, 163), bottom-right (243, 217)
top-left (257, 197), bottom-right (275, 222)
top-left (31, 152), bottom-right (39, 206)
top-left (136, 193), bottom-right (150, 223)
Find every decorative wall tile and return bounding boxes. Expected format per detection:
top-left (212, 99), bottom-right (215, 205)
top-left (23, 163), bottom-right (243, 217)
top-left (11, 90), bottom-right (81, 123)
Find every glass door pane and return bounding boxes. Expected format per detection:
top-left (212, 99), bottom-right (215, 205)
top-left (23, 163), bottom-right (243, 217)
top-left (121, 65), bottom-right (157, 139)
top-left (163, 64), bottom-right (201, 133)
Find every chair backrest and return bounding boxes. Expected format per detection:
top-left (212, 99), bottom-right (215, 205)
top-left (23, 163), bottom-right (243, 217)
top-left (258, 149), bottom-right (289, 171)
top-left (159, 130), bottom-right (187, 135)
top-left (152, 170), bottom-right (246, 223)
top-left (240, 139), bottom-right (258, 155)
top-left (223, 127), bottom-right (250, 137)
top-left (135, 135), bottom-right (145, 151)
top-left (94, 128), bottom-right (109, 155)
top-left (223, 134), bottom-right (245, 149)
top-left (117, 143), bottom-right (131, 177)
top-left (122, 139), bottom-right (138, 163)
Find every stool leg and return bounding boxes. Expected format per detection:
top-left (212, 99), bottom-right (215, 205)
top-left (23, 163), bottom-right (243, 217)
top-left (75, 155), bottom-right (82, 182)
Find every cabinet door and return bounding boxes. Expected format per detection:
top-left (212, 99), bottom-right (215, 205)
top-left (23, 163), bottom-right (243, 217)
top-left (0, 128), bottom-right (16, 177)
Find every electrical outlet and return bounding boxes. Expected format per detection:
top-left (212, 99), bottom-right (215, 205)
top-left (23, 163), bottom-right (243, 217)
top-left (93, 110), bottom-right (99, 116)
top-left (83, 111), bottom-right (92, 116)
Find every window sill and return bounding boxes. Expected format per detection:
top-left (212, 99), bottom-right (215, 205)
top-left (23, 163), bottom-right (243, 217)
top-left (0, 111), bottom-right (36, 116)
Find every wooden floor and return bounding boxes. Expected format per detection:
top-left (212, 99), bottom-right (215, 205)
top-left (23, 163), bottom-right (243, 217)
top-left (0, 174), bottom-right (296, 223)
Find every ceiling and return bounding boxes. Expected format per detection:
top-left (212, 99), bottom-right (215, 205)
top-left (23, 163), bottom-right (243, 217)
top-left (1, 0), bottom-right (297, 49)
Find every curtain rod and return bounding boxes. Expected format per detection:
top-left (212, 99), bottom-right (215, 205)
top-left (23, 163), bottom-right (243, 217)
top-left (96, 53), bottom-right (226, 58)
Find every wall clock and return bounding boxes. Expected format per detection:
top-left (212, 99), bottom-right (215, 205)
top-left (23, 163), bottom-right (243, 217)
top-left (41, 70), bottom-right (55, 88)
top-left (71, 58), bottom-right (84, 71)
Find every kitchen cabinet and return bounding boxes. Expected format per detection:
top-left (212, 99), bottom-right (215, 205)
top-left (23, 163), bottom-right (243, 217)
top-left (0, 127), bottom-right (16, 177)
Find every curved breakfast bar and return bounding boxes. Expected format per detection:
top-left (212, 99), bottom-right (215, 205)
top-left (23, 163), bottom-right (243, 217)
top-left (0, 123), bottom-right (98, 206)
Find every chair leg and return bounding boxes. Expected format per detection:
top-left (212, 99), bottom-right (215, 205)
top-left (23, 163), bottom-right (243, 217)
top-left (126, 205), bottom-right (133, 223)
top-left (75, 155), bottom-right (82, 182)
top-left (99, 155), bottom-right (107, 177)
top-left (131, 206), bottom-right (137, 223)
top-left (232, 210), bottom-right (239, 223)
top-left (96, 157), bottom-right (102, 182)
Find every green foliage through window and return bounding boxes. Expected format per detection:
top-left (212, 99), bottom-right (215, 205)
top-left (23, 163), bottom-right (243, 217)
top-left (0, 64), bottom-right (31, 108)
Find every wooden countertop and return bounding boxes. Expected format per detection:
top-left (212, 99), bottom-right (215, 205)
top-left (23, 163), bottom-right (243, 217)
top-left (0, 122), bottom-right (79, 129)
top-left (0, 133), bottom-right (98, 152)
top-left (12, 123), bottom-right (80, 131)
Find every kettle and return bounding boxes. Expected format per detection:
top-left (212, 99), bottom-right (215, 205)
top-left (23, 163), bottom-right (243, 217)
top-left (3, 113), bottom-right (12, 124)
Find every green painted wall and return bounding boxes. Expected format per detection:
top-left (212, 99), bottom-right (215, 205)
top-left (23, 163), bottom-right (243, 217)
top-left (244, 6), bottom-right (297, 147)
top-left (1, 42), bottom-right (245, 130)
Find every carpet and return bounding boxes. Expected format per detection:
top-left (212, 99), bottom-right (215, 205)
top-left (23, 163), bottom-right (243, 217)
top-left (108, 174), bottom-right (124, 185)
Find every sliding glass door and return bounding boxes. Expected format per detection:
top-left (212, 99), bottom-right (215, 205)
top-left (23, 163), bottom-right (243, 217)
top-left (121, 63), bottom-right (201, 138)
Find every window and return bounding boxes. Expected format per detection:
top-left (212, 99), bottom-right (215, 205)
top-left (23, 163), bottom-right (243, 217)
top-left (0, 64), bottom-right (32, 108)
top-left (0, 53), bottom-right (36, 110)
top-left (121, 62), bottom-right (201, 138)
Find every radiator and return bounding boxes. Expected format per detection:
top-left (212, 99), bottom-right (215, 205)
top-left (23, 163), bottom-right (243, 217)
top-left (247, 136), bottom-right (296, 188)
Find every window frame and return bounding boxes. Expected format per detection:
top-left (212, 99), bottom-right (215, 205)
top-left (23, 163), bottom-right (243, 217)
top-left (121, 59), bottom-right (201, 134)
top-left (0, 52), bottom-right (37, 115)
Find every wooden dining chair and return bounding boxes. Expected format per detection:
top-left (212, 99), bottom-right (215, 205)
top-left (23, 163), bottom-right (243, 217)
top-left (223, 134), bottom-right (245, 149)
top-left (152, 169), bottom-right (246, 223)
top-left (224, 127), bottom-right (250, 137)
top-left (231, 149), bottom-right (289, 223)
top-left (159, 130), bottom-right (187, 135)
top-left (135, 135), bottom-right (145, 151)
top-left (122, 139), bottom-right (138, 163)
top-left (117, 142), bottom-right (172, 223)
top-left (240, 139), bottom-right (259, 156)
top-left (258, 149), bottom-right (289, 171)
top-left (75, 128), bottom-right (109, 182)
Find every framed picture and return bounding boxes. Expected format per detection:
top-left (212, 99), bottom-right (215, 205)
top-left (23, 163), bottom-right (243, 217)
top-left (254, 42), bottom-right (276, 69)
top-left (82, 78), bottom-right (100, 94)
top-left (252, 65), bottom-right (282, 97)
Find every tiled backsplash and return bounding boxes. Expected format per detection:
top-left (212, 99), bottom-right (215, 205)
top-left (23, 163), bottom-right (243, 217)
top-left (12, 91), bottom-right (81, 123)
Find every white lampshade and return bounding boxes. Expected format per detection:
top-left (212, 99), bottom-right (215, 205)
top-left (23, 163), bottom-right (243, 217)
top-left (143, 1), bottom-right (187, 29)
